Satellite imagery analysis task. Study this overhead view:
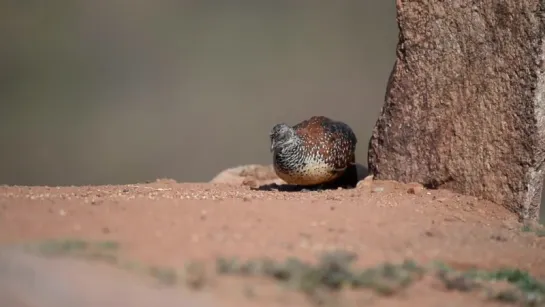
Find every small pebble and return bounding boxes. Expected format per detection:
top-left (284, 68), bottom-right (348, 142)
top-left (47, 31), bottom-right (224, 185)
top-left (407, 183), bottom-right (425, 195)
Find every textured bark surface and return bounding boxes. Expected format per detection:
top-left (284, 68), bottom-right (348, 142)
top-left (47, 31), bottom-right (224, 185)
top-left (368, 0), bottom-right (545, 220)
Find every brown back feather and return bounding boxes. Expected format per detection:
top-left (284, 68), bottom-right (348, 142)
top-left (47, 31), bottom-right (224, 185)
top-left (293, 116), bottom-right (357, 170)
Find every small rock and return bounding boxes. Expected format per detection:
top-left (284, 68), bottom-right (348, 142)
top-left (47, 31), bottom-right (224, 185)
top-left (523, 219), bottom-right (543, 232)
top-left (501, 220), bottom-right (518, 230)
top-left (372, 187), bottom-right (384, 193)
top-left (424, 228), bottom-right (444, 238)
top-left (242, 178), bottom-right (258, 189)
top-left (154, 178), bottom-right (178, 184)
top-left (357, 175), bottom-right (374, 188)
top-left (490, 234), bottom-right (508, 242)
top-left (210, 164), bottom-right (285, 187)
top-left (407, 183), bottom-right (425, 195)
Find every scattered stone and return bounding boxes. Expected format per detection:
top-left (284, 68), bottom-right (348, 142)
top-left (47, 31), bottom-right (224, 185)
top-left (357, 175), bottom-right (374, 189)
top-left (154, 178), bottom-right (178, 184)
top-left (242, 178), bottom-right (258, 189)
top-left (372, 187), bottom-right (384, 193)
top-left (424, 228), bottom-right (444, 238)
top-left (407, 183), bottom-right (425, 195)
top-left (490, 234), bottom-right (508, 242)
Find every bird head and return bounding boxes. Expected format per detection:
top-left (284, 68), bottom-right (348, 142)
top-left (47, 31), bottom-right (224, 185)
top-left (269, 123), bottom-right (297, 153)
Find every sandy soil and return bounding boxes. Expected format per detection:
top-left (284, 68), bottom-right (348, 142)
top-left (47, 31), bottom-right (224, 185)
top-left (1, 178), bottom-right (544, 307)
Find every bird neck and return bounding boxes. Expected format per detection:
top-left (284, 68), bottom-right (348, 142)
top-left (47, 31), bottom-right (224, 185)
top-left (274, 135), bottom-right (305, 169)
top-left (278, 135), bottom-right (302, 153)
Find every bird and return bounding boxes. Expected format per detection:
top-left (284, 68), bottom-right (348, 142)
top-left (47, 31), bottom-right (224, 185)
top-left (269, 116), bottom-right (357, 187)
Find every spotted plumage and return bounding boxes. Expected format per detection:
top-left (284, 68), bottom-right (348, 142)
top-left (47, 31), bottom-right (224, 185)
top-left (269, 116), bottom-right (357, 186)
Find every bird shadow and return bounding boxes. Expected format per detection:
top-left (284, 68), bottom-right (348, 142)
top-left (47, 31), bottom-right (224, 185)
top-left (254, 163), bottom-right (369, 192)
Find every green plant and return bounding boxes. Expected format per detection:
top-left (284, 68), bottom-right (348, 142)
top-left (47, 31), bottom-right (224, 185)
top-left (216, 251), bottom-right (425, 297)
top-left (435, 264), bottom-right (545, 306)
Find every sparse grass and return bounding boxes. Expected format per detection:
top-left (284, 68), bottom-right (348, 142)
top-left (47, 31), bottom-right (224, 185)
top-left (26, 238), bottom-right (212, 289)
top-left (522, 224), bottom-right (533, 232)
top-left (24, 238), bottom-right (187, 287)
top-left (26, 238), bottom-right (120, 260)
top-left (521, 222), bottom-right (545, 237)
top-left (95, 240), bottom-right (121, 250)
top-left (149, 266), bottom-right (178, 285)
top-left (183, 261), bottom-right (208, 289)
top-left (217, 252), bottom-right (545, 306)
top-left (434, 262), bottom-right (545, 306)
top-left (536, 229), bottom-right (545, 237)
top-left (23, 240), bottom-right (545, 306)
top-left (437, 269), bottom-right (481, 292)
top-left (217, 250), bottom-right (425, 297)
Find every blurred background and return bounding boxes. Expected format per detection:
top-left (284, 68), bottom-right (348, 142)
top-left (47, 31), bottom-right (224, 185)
top-left (0, 0), bottom-right (397, 186)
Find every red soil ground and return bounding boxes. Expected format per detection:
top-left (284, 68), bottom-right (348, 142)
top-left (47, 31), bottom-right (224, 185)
top-left (1, 179), bottom-right (544, 307)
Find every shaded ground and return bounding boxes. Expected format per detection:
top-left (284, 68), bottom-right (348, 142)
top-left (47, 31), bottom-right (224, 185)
top-left (1, 179), bottom-right (544, 306)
